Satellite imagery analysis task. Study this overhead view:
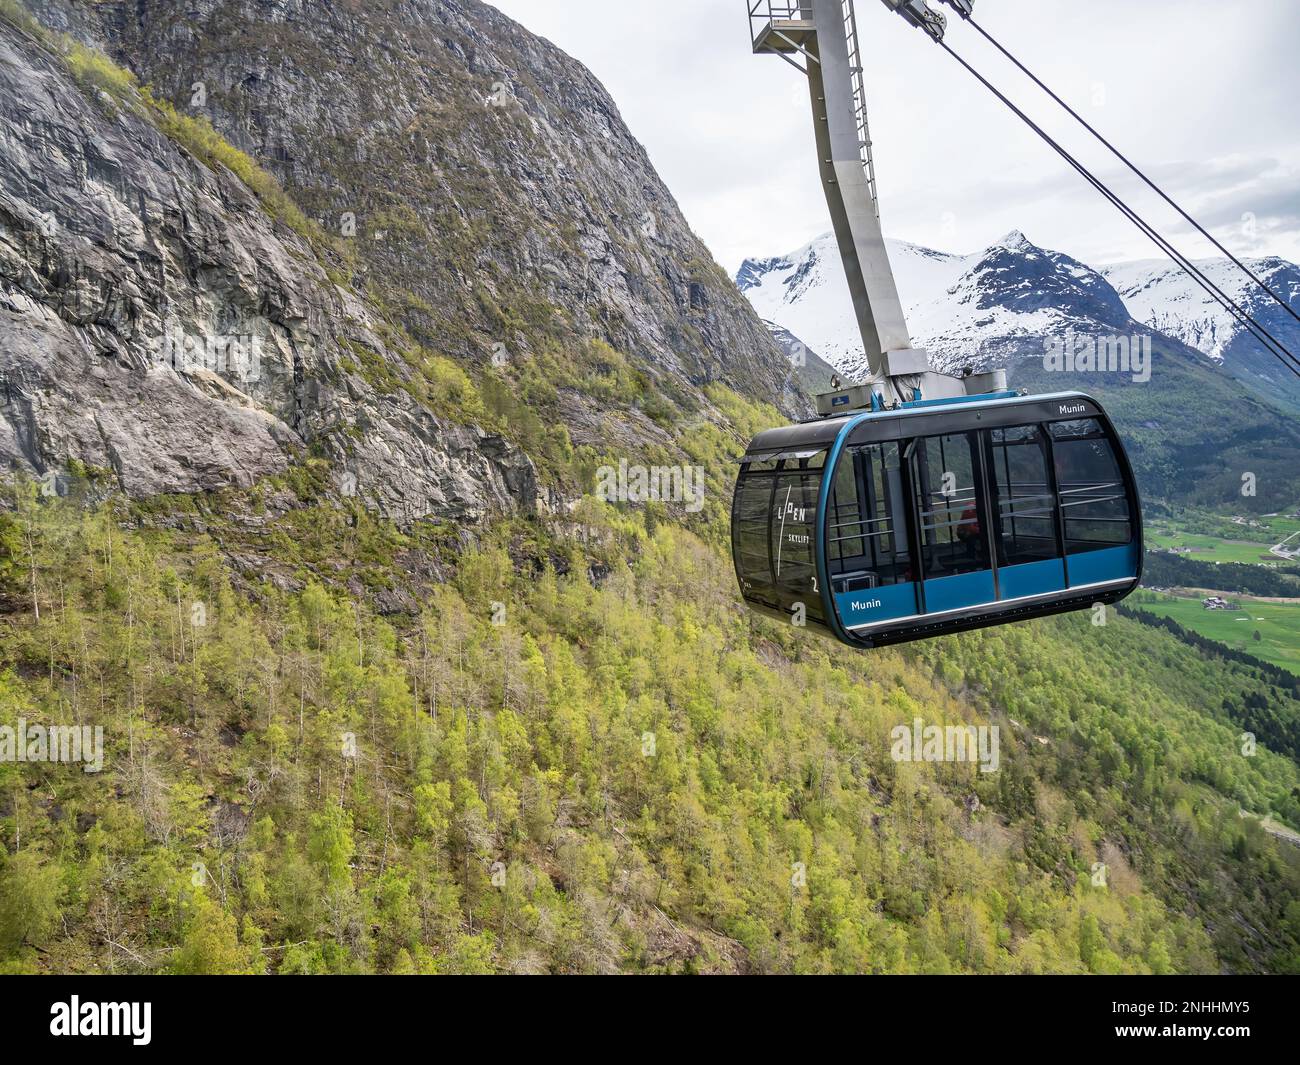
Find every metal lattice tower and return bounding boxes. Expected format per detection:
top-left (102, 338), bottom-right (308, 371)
top-left (840, 0), bottom-right (880, 218)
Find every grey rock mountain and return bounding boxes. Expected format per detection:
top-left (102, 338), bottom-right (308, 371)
top-left (1, 0), bottom-right (799, 519)
top-left (0, 12), bottom-right (543, 520)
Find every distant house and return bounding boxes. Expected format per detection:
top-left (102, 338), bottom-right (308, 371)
top-left (1202, 596), bottom-right (1230, 610)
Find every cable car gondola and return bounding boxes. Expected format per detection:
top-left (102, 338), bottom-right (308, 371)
top-left (731, 391), bottom-right (1142, 646)
top-left (734, 3), bottom-right (1148, 645)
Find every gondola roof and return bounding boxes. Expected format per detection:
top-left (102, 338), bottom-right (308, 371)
top-left (741, 391), bottom-right (1107, 460)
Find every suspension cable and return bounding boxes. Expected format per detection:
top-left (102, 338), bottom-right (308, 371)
top-left (965, 15), bottom-right (1300, 329)
top-left (936, 41), bottom-right (1300, 380)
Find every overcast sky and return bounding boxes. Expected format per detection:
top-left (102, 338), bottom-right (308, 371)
top-left (486, 0), bottom-right (1300, 275)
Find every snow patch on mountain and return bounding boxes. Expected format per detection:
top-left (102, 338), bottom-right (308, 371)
top-left (736, 232), bottom-right (967, 372)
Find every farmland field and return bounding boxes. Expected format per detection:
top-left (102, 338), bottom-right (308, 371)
top-left (1145, 529), bottom-right (1291, 566)
top-left (1130, 593), bottom-right (1300, 672)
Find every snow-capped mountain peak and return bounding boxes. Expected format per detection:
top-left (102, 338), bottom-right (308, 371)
top-left (737, 227), bottom-right (1300, 401)
top-left (737, 230), bottom-right (1135, 380)
top-left (993, 229), bottom-right (1033, 252)
top-left (735, 232), bottom-right (969, 373)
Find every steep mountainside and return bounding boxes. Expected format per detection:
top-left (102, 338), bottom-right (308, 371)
top-left (2, 0), bottom-right (802, 521)
top-left (739, 230), bottom-right (1300, 512)
top-left (45, 0), bottom-right (802, 427)
top-left (0, 15), bottom-right (541, 519)
top-left (762, 319), bottom-right (841, 396)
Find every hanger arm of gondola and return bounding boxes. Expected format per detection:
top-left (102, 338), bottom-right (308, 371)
top-left (748, 1), bottom-right (1010, 412)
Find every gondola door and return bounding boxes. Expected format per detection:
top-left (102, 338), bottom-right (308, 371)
top-left (907, 431), bottom-right (996, 616)
top-left (826, 441), bottom-right (919, 633)
top-left (983, 424), bottom-right (1068, 601)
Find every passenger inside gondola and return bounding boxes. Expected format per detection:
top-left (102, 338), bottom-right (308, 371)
top-left (913, 432), bottom-right (990, 579)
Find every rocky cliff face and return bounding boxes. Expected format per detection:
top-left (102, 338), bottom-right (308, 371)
top-left (1, 0), bottom-right (800, 519)
top-left (1, 7), bottom-right (542, 521)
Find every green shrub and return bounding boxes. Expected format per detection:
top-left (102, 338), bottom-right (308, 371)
top-left (62, 40), bottom-right (137, 101)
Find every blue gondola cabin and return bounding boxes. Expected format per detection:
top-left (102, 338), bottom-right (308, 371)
top-left (730, 391), bottom-right (1142, 646)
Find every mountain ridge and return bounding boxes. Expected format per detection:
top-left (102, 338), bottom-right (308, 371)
top-left (738, 228), bottom-right (1300, 379)
top-left (1, 0), bottom-right (806, 520)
